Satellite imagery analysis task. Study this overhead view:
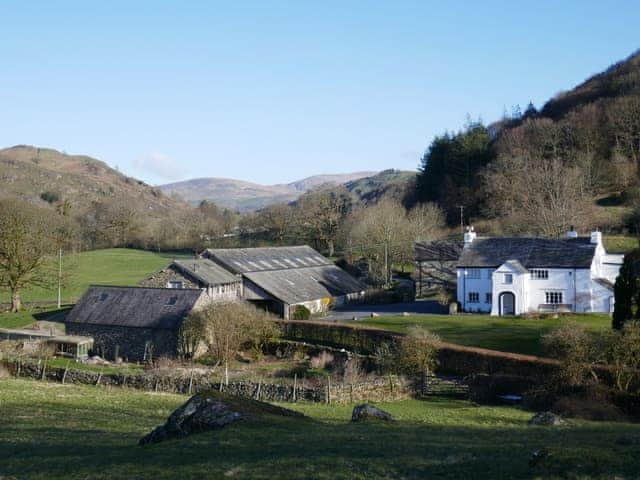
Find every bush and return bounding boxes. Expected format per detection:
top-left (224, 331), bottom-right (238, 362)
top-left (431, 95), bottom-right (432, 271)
top-left (541, 321), bottom-right (595, 387)
top-left (399, 327), bottom-right (440, 395)
top-left (467, 373), bottom-right (538, 404)
top-left (291, 305), bottom-right (311, 320)
top-left (310, 351), bottom-right (334, 370)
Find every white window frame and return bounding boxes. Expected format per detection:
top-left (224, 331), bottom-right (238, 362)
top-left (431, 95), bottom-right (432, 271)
top-left (531, 269), bottom-right (549, 280)
top-left (545, 291), bottom-right (563, 304)
top-left (467, 269), bottom-right (481, 279)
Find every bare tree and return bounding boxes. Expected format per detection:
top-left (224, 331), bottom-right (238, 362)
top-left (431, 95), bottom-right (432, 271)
top-left (484, 156), bottom-right (594, 237)
top-left (296, 187), bottom-right (351, 256)
top-left (0, 199), bottom-right (58, 312)
top-left (407, 202), bottom-right (446, 242)
top-left (399, 327), bottom-right (441, 395)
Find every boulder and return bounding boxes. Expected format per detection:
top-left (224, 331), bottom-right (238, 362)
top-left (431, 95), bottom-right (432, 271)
top-left (351, 404), bottom-right (395, 422)
top-left (528, 411), bottom-right (564, 426)
top-left (139, 390), bottom-right (304, 445)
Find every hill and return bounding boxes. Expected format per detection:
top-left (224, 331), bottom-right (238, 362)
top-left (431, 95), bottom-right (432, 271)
top-left (159, 171), bottom-right (377, 211)
top-left (0, 145), bottom-right (189, 218)
top-left (344, 169), bottom-right (416, 205)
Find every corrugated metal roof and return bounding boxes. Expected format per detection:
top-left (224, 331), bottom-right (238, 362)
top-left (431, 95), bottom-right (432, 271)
top-left (243, 265), bottom-right (366, 305)
top-left (65, 286), bottom-right (204, 330)
top-left (458, 237), bottom-right (596, 268)
top-left (205, 245), bottom-right (332, 273)
top-left (173, 259), bottom-right (240, 286)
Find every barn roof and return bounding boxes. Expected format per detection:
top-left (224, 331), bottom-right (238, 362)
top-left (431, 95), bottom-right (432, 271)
top-left (65, 286), bottom-right (204, 330)
top-left (205, 245), bottom-right (332, 273)
top-left (173, 259), bottom-right (240, 286)
top-left (415, 240), bottom-right (463, 262)
top-left (243, 265), bottom-right (366, 305)
top-left (458, 237), bottom-right (597, 269)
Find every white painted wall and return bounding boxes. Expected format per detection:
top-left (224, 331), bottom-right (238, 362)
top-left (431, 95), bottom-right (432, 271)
top-left (490, 264), bottom-right (528, 315)
top-left (457, 268), bottom-right (494, 313)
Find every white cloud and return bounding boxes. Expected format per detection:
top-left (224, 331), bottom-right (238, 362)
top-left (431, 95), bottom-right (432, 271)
top-left (133, 152), bottom-right (185, 181)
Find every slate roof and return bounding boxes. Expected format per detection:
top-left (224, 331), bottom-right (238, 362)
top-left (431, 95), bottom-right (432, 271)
top-left (173, 259), bottom-right (240, 286)
top-left (65, 286), bottom-right (204, 330)
top-left (415, 240), bottom-right (463, 262)
top-left (243, 265), bottom-right (367, 305)
top-left (205, 246), bottom-right (332, 273)
top-left (458, 237), bottom-right (597, 269)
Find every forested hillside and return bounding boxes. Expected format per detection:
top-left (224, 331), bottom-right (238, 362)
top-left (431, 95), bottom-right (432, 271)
top-left (412, 49), bottom-right (640, 237)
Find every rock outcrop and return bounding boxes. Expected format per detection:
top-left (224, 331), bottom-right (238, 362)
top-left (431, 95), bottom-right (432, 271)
top-left (139, 390), bottom-right (304, 445)
top-left (528, 411), bottom-right (564, 426)
top-left (351, 404), bottom-right (395, 422)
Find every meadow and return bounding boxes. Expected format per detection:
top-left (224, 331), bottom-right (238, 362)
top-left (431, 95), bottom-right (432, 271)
top-left (0, 248), bottom-right (190, 305)
top-left (0, 378), bottom-right (639, 479)
top-left (356, 313), bottom-right (611, 356)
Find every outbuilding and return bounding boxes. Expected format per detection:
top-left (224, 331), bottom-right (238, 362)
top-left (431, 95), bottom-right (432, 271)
top-left (65, 286), bottom-right (208, 361)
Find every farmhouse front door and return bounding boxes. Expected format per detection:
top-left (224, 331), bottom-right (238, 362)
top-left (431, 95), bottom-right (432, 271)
top-left (500, 292), bottom-right (515, 316)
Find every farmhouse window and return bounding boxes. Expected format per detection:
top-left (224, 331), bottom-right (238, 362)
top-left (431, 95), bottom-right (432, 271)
top-left (468, 292), bottom-right (480, 303)
top-left (485, 293), bottom-right (492, 304)
top-left (503, 273), bottom-right (513, 284)
top-left (467, 269), bottom-right (481, 279)
top-left (531, 269), bottom-right (549, 279)
top-left (166, 296), bottom-right (178, 306)
top-left (167, 280), bottom-right (184, 289)
top-left (545, 291), bottom-right (563, 304)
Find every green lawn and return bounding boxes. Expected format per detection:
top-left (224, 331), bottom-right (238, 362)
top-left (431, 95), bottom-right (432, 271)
top-left (1, 379), bottom-right (639, 479)
top-left (356, 313), bottom-right (611, 356)
top-left (0, 248), bottom-right (191, 305)
top-left (604, 235), bottom-right (637, 254)
top-left (0, 307), bottom-right (70, 329)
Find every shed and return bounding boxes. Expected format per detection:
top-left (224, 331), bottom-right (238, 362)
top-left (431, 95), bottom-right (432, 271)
top-left (65, 286), bottom-right (207, 361)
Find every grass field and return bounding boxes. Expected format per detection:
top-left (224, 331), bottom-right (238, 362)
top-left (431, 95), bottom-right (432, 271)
top-left (604, 235), bottom-right (637, 254)
top-left (356, 313), bottom-right (611, 356)
top-left (1, 379), bottom-right (639, 479)
top-left (0, 248), bottom-right (191, 305)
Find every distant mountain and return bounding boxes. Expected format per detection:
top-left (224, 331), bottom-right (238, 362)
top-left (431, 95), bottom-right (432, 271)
top-left (344, 169), bottom-right (416, 205)
top-left (0, 145), bottom-right (189, 217)
top-left (159, 171), bottom-right (378, 211)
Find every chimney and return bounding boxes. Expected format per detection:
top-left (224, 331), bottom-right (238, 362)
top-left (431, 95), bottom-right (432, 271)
top-left (590, 228), bottom-right (602, 246)
top-left (566, 226), bottom-right (578, 239)
top-left (464, 226), bottom-right (477, 244)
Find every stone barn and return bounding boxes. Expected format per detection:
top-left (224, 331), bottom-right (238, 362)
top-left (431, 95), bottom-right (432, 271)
top-left (414, 240), bottom-right (463, 298)
top-left (65, 286), bottom-right (208, 362)
top-left (204, 246), bottom-right (367, 319)
top-left (140, 258), bottom-right (242, 301)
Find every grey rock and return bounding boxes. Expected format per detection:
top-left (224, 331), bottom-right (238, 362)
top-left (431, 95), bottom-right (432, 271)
top-left (528, 411), bottom-right (564, 426)
top-left (351, 404), bottom-right (395, 422)
top-left (140, 393), bottom-right (245, 445)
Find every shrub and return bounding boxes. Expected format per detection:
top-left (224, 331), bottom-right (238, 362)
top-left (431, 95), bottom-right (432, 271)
top-left (310, 351), bottom-right (334, 370)
top-left (40, 191), bottom-right (60, 204)
top-left (399, 327), bottom-right (440, 395)
top-left (291, 305), bottom-right (311, 320)
top-left (541, 321), bottom-right (595, 387)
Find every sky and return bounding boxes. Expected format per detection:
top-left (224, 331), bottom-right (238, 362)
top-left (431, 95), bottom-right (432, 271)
top-left (0, 1), bottom-right (638, 186)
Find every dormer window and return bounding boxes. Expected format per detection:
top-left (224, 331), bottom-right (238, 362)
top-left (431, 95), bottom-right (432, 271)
top-left (165, 296), bottom-right (178, 306)
top-left (167, 280), bottom-right (184, 289)
top-left (99, 293), bottom-right (109, 302)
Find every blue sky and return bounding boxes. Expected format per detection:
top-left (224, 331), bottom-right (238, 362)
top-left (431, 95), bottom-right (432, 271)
top-left (0, 1), bottom-right (637, 185)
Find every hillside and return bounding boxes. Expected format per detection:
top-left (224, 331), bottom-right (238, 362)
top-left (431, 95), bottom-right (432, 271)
top-left (0, 145), bottom-right (189, 218)
top-left (414, 48), bottom-right (640, 234)
top-left (344, 169), bottom-right (416, 205)
top-left (159, 171), bottom-right (377, 211)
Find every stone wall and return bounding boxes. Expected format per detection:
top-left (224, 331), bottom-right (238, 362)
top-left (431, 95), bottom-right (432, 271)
top-left (64, 323), bottom-right (179, 363)
top-left (4, 359), bottom-right (423, 403)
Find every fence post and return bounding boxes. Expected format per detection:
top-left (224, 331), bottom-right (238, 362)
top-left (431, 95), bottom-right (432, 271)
top-left (326, 376), bottom-right (331, 405)
top-left (256, 378), bottom-right (262, 400)
top-left (62, 361), bottom-right (70, 384)
top-left (188, 370), bottom-right (194, 395)
top-left (96, 367), bottom-right (103, 386)
top-left (122, 374), bottom-right (127, 388)
top-left (41, 359), bottom-right (47, 381)
top-left (293, 374), bottom-right (297, 402)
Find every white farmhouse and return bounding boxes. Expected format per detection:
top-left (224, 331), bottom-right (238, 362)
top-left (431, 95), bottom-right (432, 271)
top-left (456, 228), bottom-right (623, 316)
